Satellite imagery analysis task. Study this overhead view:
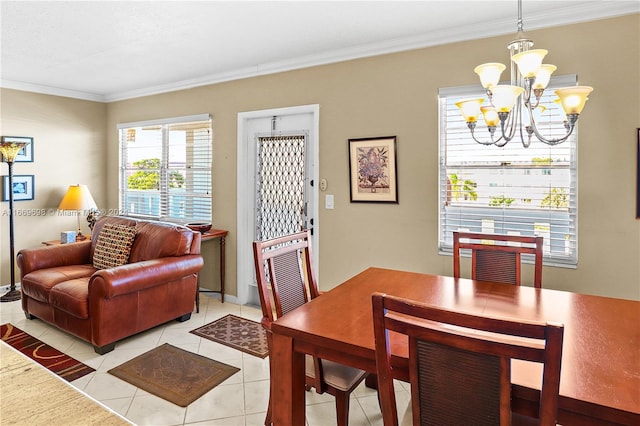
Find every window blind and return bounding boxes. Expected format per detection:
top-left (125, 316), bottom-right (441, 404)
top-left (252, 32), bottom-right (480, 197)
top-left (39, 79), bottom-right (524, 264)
top-left (118, 114), bottom-right (212, 224)
top-left (438, 76), bottom-right (578, 267)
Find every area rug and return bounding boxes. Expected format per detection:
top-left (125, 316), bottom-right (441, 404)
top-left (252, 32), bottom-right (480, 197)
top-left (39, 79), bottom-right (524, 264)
top-left (190, 314), bottom-right (269, 358)
top-left (108, 343), bottom-right (239, 407)
top-left (0, 323), bottom-right (95, 382)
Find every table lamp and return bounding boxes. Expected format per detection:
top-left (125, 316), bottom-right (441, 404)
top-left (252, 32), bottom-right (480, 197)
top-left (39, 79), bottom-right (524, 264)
top-left (58, 184), bottom-right (97, 241)
top-left (0, 139), bottom-right (31, 302)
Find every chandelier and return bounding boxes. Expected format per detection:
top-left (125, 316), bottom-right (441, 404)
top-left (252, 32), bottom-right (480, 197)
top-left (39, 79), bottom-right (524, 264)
top-left (456, 0), bottom-right (593, 148)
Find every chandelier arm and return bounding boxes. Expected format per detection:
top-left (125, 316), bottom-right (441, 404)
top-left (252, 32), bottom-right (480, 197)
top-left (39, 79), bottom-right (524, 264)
top-left (496, 103), bottom-right (521, 146)
top-left (526, 101), bottom-right (576, 145)
top-left (469, 125), bottom-right (502, 146)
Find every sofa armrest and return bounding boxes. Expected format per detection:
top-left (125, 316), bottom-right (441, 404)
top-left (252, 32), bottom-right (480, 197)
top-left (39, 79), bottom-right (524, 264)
top-left (89, 255), bottom-right (204, 299)
top-left (17, 241), bottom-right (92, 276)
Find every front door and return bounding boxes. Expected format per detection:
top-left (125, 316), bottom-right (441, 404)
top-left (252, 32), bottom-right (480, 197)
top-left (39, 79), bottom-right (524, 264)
top-left (237, 105), bottom-right (319, 306)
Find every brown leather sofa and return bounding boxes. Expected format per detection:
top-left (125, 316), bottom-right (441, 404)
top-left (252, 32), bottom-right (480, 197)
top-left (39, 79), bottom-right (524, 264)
top-left (17, 216), bottom-right (204, 354)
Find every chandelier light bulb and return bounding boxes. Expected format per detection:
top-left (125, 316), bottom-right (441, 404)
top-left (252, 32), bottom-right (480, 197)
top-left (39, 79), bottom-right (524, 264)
top-left (474, 63), bottom-right (506, 89)
top-left (554, 86), bottom-right (593, 115)
top-left (455, 98), bottom-right (484, 123)
top-left (511, 49), bottom-right (548, 78)
top-left (490, 85), bottom-right (524, 113)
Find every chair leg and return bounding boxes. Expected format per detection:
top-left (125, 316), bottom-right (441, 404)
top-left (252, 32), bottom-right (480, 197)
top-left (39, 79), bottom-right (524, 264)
top-left (335, 391), bottom-right (350, 426)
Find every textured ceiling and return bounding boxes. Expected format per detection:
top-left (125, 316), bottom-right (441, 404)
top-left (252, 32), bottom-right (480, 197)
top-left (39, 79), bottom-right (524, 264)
top-left (1, 1), bottom-right (637, 102)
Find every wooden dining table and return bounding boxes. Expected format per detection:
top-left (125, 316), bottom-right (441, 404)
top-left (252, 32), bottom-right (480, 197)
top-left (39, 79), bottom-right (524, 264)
top-left (270, 267), bottom-right (640, 425)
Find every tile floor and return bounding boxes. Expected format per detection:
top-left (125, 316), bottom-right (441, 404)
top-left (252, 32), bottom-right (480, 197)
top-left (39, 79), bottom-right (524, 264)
top-left (1, 293), bottom-right (410, 425)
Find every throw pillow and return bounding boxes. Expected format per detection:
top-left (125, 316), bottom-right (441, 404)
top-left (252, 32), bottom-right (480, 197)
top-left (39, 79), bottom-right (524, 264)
top-left (93, 223), bottom-right (137, 269)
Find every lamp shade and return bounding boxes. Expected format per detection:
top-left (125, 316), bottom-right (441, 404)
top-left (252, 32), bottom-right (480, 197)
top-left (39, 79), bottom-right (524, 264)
top-left (474, 63), bottom-right (506, 89)
top-left (491, 85), bottom-right (524, 113)
top-left (480, 106), bottom-right (500, 127)
top-left (455, 98), bottom-right (484, 123)
top-left (532, 64), bottom-right (557, 90)
top-left (554, 86), bottom-right (593, 115)
top-left (58, 185), bottom-right (97, 211)
top-left (511, 49), bottom-right (548, 78)
top-left (0, 142), bottom-right (28, 163)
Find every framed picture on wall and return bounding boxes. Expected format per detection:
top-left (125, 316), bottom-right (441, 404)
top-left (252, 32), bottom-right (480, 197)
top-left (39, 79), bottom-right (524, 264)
top-left (2, 174), bottom-right (35, 201)
top-left (348, 136), bottom-right (398, 203)
top-left (0, 136), bottom-right (34, 162)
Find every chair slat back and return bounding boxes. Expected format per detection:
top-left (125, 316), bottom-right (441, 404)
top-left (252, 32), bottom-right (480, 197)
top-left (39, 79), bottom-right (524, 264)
top-left (475, 249), bottom-right (519, 285)
top-left (415, 340), bottom-right (502, 426)
top-left (271, 250), bottom-right (308, 316)
top-left (253, 230), bottom-right (318, 323)
top-left (372, 292), bottom-right (564, 426)
top-left (453, 231), bottom-right (543, 288)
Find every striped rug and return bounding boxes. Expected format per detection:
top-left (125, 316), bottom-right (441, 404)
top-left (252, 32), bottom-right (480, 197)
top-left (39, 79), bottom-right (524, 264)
top-left (0, 323), bottom-right (95, 382)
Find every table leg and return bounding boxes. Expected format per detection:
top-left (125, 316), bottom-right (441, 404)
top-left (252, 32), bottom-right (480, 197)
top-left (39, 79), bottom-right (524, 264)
top-left (219, 236), bottom-right (225, 303)
top-left (271, 332), bottom-right (305, 425)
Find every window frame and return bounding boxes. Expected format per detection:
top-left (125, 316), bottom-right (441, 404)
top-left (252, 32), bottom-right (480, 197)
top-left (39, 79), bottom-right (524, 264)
top-left (117, 114), bottom-right (212, 224)
top-left (438, 75), bottom-right (578, 268)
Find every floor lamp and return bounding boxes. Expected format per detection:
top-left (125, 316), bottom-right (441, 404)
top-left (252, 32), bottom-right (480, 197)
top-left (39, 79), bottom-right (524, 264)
top-left (0, 140), bottom-right (30, 302)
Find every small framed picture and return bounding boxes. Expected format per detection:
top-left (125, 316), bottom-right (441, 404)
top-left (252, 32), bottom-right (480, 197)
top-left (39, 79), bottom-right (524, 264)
top-left (2, 174), bottom-right (35, 201)
top-left (348, 136), bottom-right (398, 203)
top-left (0, 136), bottom-right (34, 162)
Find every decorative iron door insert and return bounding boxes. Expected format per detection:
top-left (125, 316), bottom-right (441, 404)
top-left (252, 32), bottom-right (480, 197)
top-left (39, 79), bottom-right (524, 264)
top-left (256, 134), bottom-right (307, 241)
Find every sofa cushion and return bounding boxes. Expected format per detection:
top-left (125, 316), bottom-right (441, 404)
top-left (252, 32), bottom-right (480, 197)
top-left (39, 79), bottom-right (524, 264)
top-left (128, 221), bottom-right (194, 262)
top-left (49, 278), bottom-right (90, 319)
top-left (93, 223), bottom-right (137, 269)
top-left (21, 265), bottom-right (96, 303)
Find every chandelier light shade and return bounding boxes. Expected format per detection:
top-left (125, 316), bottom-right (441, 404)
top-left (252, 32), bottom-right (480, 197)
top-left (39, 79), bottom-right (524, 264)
top-left (58, 184), bottom-right (97, 241)
top-left (455, 98), bottom-right (484, 123)
top-left (555, 86), bottom-right (593, 115)
top-left (457, 0), bottom-right (593, 147)
top-left (474, 63), bottom-right (506, 89)
top-left (0, 140), bottom-right (30, 302)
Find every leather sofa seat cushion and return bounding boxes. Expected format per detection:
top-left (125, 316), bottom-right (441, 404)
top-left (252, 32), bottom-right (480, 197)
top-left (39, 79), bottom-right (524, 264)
top-left (21, 265), bottom-right (96, 303)
top-left (49, 278), bottom-right (90, 319)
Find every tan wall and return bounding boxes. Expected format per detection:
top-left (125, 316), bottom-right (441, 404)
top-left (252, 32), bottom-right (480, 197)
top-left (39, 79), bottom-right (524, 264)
top-left (0, 89), bottom-right (107, 285)
top-left (3, 14), bottom-right (639, 300)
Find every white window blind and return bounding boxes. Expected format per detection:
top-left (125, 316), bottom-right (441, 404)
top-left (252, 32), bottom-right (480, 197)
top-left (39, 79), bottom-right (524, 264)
top-left (118, 114), bottom-right (212, 223)
top-left (438, 76), bottom-right (578, 267)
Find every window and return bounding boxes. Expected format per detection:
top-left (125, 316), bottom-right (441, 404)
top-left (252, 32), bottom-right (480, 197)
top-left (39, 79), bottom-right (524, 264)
top-left (438, 76), bottom-right (577, 267)
top-left (118, 114), bottom-right (212, 223)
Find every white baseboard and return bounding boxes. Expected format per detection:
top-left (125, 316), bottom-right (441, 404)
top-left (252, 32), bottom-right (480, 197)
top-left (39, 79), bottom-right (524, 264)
top-left (0, 283), bottom-right (21, 292)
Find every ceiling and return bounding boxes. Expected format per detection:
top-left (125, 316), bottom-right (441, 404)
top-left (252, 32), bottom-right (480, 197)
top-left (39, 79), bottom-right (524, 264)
top-left (1, 1), bottom-right (637, 102)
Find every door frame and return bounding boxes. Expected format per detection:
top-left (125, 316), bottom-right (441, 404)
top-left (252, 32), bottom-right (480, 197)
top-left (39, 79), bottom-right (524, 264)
top-left (236, 104), bottom-right (320, 305)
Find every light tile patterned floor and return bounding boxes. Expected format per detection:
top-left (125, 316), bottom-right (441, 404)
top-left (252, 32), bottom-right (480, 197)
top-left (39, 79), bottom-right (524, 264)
top-left (0, 294), bottom-right (410, 425)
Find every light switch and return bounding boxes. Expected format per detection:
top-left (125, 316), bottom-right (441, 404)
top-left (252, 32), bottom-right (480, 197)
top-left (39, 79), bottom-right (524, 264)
top-left (325, 194), bottom-right (334, 209)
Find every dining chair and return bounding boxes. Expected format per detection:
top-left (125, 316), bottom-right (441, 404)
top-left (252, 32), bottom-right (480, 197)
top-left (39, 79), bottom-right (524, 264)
top-left (253, 230), bottom-right (368, 426)
top-left (372, 292), bottom-right (564, 426)
top-left (453, 231), bottom-right (544, 288)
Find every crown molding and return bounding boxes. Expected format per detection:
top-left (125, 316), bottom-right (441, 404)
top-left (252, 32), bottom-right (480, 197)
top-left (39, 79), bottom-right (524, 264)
top-left (0, 79), bottom-right (106, 102)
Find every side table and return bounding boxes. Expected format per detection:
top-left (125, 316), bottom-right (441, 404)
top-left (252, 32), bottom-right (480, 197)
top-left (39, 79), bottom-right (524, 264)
top-left (42, 237), bottom-right (90, 246)
top-left (197, 229), bottom-right (228, 312)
